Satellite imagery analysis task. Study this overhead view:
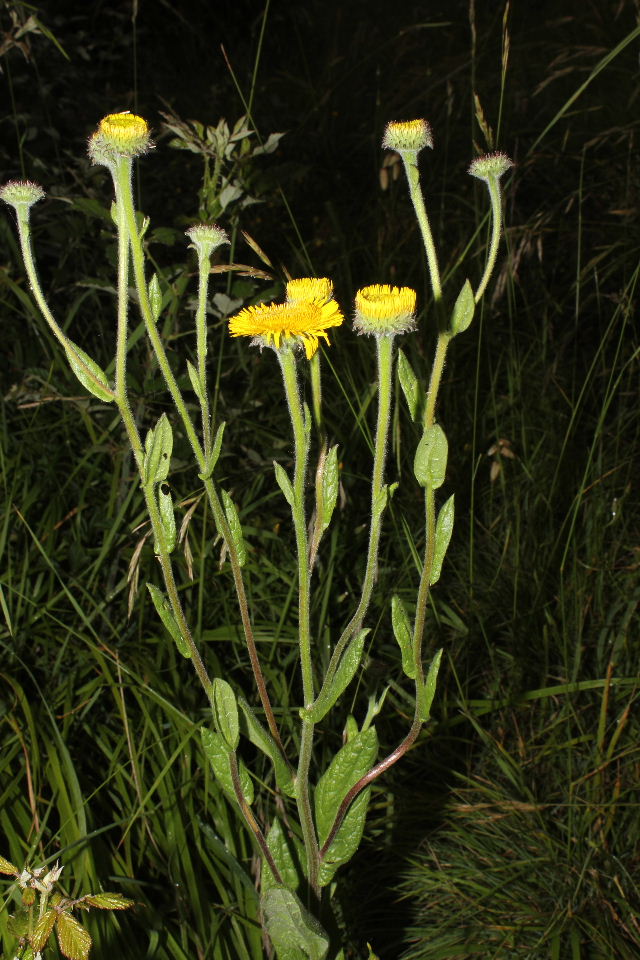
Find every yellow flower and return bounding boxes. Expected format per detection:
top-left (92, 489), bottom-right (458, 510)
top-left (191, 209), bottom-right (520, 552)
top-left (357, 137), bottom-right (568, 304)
top-left (286, 277), bottom-right (333, 303)
top-left (354, 284), bottom-right (417, 336)
top-left (229, 298), bottom-right (343, 359)
top-left (88, 111), bottom-right (151, 165)
top-left (382, 119), bottom-right (433, 155)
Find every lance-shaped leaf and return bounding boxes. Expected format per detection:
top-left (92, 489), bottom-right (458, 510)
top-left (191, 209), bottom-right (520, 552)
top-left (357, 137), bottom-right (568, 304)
top-left (315, 727), bottom-right (378, 883)
top-left (238, 697), bottom-right (296, 797)
top-left (146, 583), bottom-right (191, 658)
top-left (198, 421), bottom-right (225, 481)
top-left (201, 727), bottom-right (253, 804)
top-left (55, 912), bottom-right (92, 960)
top-left (65, 340), bottom-right (114, 403)
top-left (318, 787), bottom-right (371, 887)
top-left (154, 483), bottom-right (177, 554)
top-left (450, 278), bottom-right (475, 336)
top-left (372, 481), bottom-right (397, 522)
top-left (416, 648), bottom-right (443, 722)
top-left (186, 358), bottom-right (205, 404)
top-left (0, 855), bottom-right (18, 875)
top-left (414, 423), bottom-right (448, 489)
top-left (31, 909), bottom-right (57, 952)
top-left (148, 272), bottom-right (162, 321)
top-left (262, 887), bottom-right (328, 960)
top-left (397, 348), bottom-right (425, 422)
top-left (274, 461), bottom-right (295, 508)
top-left (431, 494), bottom-right (455, 584)
top-left (301, 629), bottom-right (369, 724)
top-left (391, 595), bottom-right (416, 679)
top-left (212, 677), bottom-right (240, 751)
top-left (144, 413), bottom-right (173, 486)
top-left (318, 444), bottom-right (339, 534)
top-left (261, 817), bottom-right (305, 896)
top-left (221, 489), bottom-right (247, 566)
top-left (82, 892), bottom-right (135, 910)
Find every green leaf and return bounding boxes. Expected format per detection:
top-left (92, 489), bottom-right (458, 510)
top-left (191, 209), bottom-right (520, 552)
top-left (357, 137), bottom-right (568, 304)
top-left (0, 854), bottom-right (18, 874)
top-left (55, 912), bottom-right (92, 960)
top-left (144, 413), bottom-right (173, 486)
top-left (372, 484), bottom-right (388, 521)
top-left (155, 483), bottom-right (177, 554)
top-left (417, 648), bottom-right (443, 722)
top-left (146, 583), bottom-right (191, 658)
top-left (31, 908), bottom-right (57, 952)
top-left (414, 423), bottom-right (448, 489)
top-left (64, 340), bottom-right (114, 403)
top-left (261, 817), bottom-right (304, 896)
top-left (391, 595), bottom-right (415, 679)
top-left (320, 444), bottom-right (339, 534)
top-left (199, 421), bottom-right (225, 481)
top-left (221, 488), bottom-right (247, 566)
top-left (201, 727), bottom-right (253, 804)
top-left (315, 728), bottom-right (378, 884)
top-left (262, 887), bottom-right (328, 960)
top-left (186, 359), bottom-right (204, 403)
top-left (431, 494), bottom-right (455, 584)
top-left (450, 278), bottom-right (475, 336)
top-left (301, 629), bottom-right (369, 723)
top-left (318, 787), bottom-right (371, 887)
top-left (397, 348), bottom-right (424, 422)
top-left (238, 697), bottom-right (296, 797)
top-left (315, 727), bottom-right (378, 847)
top-left (274, 461), bottom-right (295, 508)
top-left (82, 892), bottom-right (135, 910)
top-left (212, 678), bottom-right (240, 750)
top-left (148, 272), bottom-right (162, 321)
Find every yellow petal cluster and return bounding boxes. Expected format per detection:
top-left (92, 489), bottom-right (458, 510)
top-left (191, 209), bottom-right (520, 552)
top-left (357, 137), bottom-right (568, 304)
top-left (286, 277), bottom-right (333, 303)
top-left (229, 298), bottom-right (343, 359)
top-left (354, 284), bottom-right (417, 336)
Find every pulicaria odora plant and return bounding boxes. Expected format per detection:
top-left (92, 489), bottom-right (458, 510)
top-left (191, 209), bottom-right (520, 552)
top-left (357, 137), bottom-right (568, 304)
top-left (1, 111), bottom-right (512, 959)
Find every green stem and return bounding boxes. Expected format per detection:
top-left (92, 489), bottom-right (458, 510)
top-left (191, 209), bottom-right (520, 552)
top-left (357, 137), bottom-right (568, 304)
top-left (276, 346), bottom-right (320, 899)
top-left (194, 250), bottom-right (212, 455)
top-left (423, 330), bottom-right (451, 430)
top-left (317, 334), bottom-right (394, 695)
top-left (112, 162), bottom-right (284, 752)
top-left (110, 160), bottom-right (214, 701)
top-left (13, 207), bottom-right (116, 401)
top-left (474, 176), bottom-right (503, 303)
top-left (228, 751), bottom-right (283, 886)
top-left (402, 156), bottom-right (442, 304)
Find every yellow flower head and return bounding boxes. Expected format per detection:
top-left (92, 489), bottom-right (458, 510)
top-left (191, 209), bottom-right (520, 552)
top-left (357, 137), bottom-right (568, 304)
top-left (382, 119), bottom-right (433, 155)
top-left (286, 277), bottom-right (333, 304)
top-left (354, 284), bottom-right (417, 337)
top-left (88, 111), bottom-right (152, 165)
top-left (229, 298), bottom-right (344, 359)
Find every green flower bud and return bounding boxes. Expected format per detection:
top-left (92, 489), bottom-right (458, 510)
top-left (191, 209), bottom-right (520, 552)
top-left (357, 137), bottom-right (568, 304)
top-left (0, 179), bottom-right (45, 210)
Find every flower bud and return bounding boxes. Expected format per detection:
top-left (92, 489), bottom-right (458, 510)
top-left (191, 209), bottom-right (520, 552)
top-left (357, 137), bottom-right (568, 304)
top-left (382, 119), bottom-right (433, 156)
top-left (0, 179), bottom-right (45, 211)
top-left (88, 111), bottom-right (151, 165)
top-left (353, 284), bottom-right (417, 337)
top-left (468, 152), bottom-right (514, 182)
top-left (185, 223), bottom-right (229, 259)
